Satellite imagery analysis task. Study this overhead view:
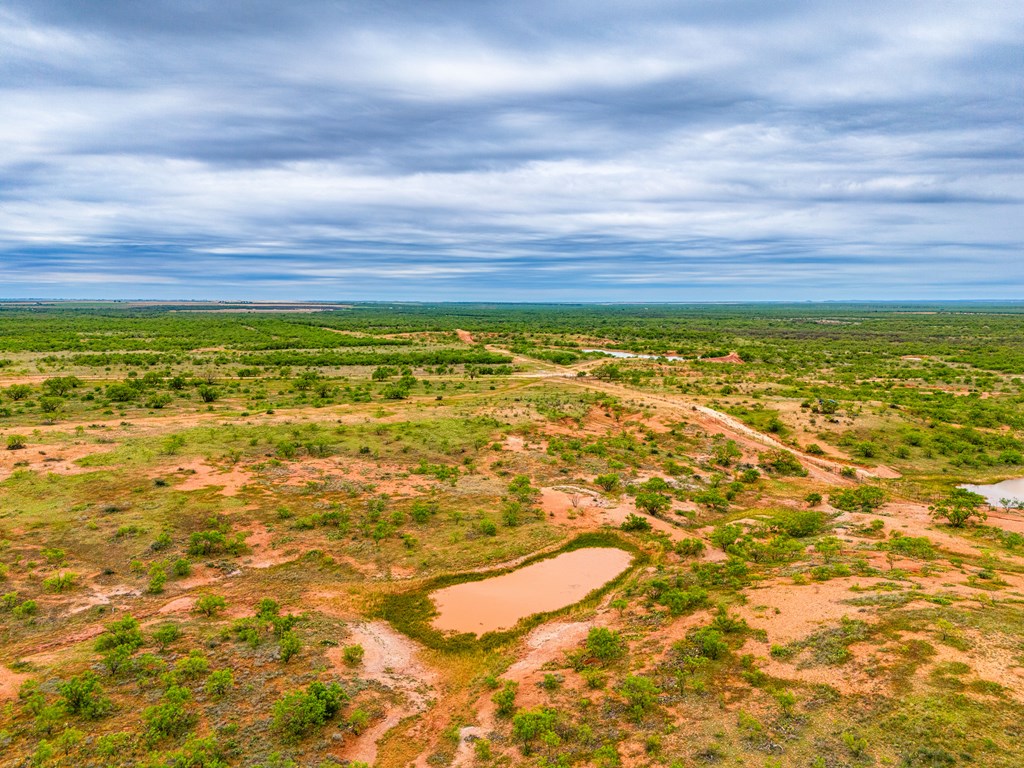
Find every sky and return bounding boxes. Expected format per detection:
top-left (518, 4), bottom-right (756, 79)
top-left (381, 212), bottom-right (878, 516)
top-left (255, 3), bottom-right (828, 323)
top-left (1, 1), bottom-right (1022, 302)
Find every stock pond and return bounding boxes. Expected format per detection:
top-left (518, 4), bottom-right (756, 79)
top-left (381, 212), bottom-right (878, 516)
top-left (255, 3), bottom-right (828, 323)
top-left (959, 477), bottom-right (1024, 506)
top-left (430, 547), bottom-right (633, 635)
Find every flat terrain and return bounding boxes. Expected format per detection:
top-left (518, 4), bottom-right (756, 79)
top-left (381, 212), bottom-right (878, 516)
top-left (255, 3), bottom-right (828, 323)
top-left (2, 302), bottom-right (1024, 767)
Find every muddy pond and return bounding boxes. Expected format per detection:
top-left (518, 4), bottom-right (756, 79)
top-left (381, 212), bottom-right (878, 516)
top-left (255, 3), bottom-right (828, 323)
top-left (959, 477), bottom-right (1024, 506)
top-left (430, 547), bottom-right (633, 635)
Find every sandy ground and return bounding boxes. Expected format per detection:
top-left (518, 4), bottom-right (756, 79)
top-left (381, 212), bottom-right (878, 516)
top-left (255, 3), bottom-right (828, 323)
top-left (0, 441), bottom-right (114, 481)
top-left (173, 459), bottom-right (252, 496)
top-left (0, 664), bottom-right (30, 702)
top-left (455, 329), bottom-right (476, 344)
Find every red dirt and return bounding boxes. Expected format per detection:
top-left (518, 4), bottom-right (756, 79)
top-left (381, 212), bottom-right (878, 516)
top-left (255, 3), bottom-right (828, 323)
top-left (0, 665), bottom-right (30, 701)
top-left (702, 352), bottom-right (744, 364)
top-left (455, 329), bottom-right (476, 344)
top-left (173, 459), bottom-right (251, 496)
top-left (327, 621), bottom-right (439, 766)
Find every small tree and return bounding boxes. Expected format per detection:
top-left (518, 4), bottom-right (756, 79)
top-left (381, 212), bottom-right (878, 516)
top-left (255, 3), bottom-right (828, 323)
top-left (193, 594), bottom-right (227, 617)
top-left (930, 489), bottom-right (987, 528)
top-left (279, 631), bottom-right (302, 663)
top-left (635, 491), bottom-right (671, 516)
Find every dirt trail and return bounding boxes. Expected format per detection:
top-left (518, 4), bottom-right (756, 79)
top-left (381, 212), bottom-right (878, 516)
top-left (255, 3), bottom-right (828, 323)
top-left (327, 621), bottom-right (439, 766)
top-left (455, 329), bottom-right (476, 344)
top-left (561, 377), bottom-right (878, 481)
top-left (452, 620), bottom-right (596, 767)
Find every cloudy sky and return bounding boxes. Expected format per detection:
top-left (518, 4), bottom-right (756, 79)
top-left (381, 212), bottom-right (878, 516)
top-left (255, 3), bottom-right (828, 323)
top-left (1, 1), bottom-right (1021, 301)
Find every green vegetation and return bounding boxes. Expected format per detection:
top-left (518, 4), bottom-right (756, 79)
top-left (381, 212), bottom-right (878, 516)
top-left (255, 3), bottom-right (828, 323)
top-left (2, 302), bottom-right (1024, 768)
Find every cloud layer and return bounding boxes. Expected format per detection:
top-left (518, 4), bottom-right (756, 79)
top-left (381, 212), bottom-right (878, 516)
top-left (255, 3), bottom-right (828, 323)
top-left (2, 1), bottom-right (1021, 300)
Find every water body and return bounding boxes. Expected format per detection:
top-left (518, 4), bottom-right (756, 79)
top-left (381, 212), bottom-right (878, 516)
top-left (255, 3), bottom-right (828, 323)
top-left (959, 477), bottom-right (1024, 506)
top-left (430, 547), bottom-right (633, 635)
top-left (582, 349), bottom-right (687, 361)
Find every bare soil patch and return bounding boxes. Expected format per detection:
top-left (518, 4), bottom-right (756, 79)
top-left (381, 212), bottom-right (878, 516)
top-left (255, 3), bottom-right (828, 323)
top-left (327, 621), bottom-right (439, 765)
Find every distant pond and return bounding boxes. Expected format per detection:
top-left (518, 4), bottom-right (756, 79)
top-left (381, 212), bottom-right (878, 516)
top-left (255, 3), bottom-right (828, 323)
top-left (959, 477), bottom-right (1024, 506)
top-left (582, 349), bottom-right (687, 361)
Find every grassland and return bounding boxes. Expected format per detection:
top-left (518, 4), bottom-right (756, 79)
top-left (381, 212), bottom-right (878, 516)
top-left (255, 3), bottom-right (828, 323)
top-left (2, 302), bottom-right (1024, 768)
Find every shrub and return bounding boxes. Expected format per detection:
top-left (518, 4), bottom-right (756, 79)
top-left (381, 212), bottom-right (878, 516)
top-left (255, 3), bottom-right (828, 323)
top-left (676, 538), bottom-right (705, 557)
top-left (174, 650), bottom-right (210, 679)
top-left (143, 686), bottom-right (196, 741)
top-left (478, 518), bottom-right (498, 537)
top-left (58, 672), bottom-right (112, 719)
top-left (660, 587), bottom-right (708, 615)
top-left (830, 486), bottom-right (886, 513)
top-left (585, 627), bottom-right (626, 663)
top-left (193, 594), bottom-right (227, 617)
top-left (621, 513), bottom-right (652, 532)
top-left (147, 564), bottom-right (167, 594)
top-left (512, 707), bottom-right (558, 751)
top-left (13, 599), bottom-right (38, 618)
top-left (7, 434), bottom-right (28, 450)
top-left (758, 449), bottom-right (807, 476)
top-left (205, 669), bottom-right (234, 697)
top-left (342, 644), bottom-right (365, 666)
top-left (619, 675), bottom-right (660, 721)
top-left (95, 615), bottom-right (144, 652)
top-left (635, 491), bottom-right (671, 516)
top-left (279, 631), bottom-right (302, 663)
top-left (492, 681), bottom-right (518, 717)
top-left (595, 474), bottom-right (620, 492)
top-left (43, 572), bottom-right (77, 593)
top-left (197, 385), bottom-right (219, 403)
top-left (271, 681), bottom-right (348, 740)
top-left (681, 627), bottom-right (729, 660)
top-left (152, 623), bottom-right (181, 651)
top-left (770, 509), bottom-right (826, 538)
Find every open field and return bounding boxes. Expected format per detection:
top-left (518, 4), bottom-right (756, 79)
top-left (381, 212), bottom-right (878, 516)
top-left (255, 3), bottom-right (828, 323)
top-left (2, 302), bottom-right (1024, 767)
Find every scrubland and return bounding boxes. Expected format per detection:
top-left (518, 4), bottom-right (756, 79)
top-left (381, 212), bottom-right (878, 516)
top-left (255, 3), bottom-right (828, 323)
top-left (2, 302), bottom-right (1024, 767)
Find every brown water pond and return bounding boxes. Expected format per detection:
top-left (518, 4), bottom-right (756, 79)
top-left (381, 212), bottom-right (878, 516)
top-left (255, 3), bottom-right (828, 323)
top-left (430, 547), bottom-right (632, 635)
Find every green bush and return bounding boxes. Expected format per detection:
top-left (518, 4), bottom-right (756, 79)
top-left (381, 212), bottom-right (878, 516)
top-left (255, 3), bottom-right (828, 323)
top-left (174, 650), bottom-right (210, 679)
top-left (929, 488), bottom-right (987, 527)
top-left (95, 615), bottom-right (144, 652)
top-left (621, 513), bottom-right (652, 532)
top-left (279, 631), bottom-right (302, 663)
top-left (492, 681), bottom-right (518, 717)
top-left (619, 675), bottom-right (660, 721)
top-left (42, 572), bottom-right (77, 593)
top-left (758, 449), bottom-right (807, 476)
top-left (585, 627), bottom-right (626, 663)
top-left (770, 509), bottom-right (826, 538)
top-left (205, 669), bottom-right (234, 697)
top-left (152, 623), bottom-right (181, 651)
top-left (830, 486), bottom-right (886, 513)
top-left (342, 644), bottom-right (364, 666)
top-left (143, 685), bottom-right (196, 741)
top-left (193, 594), bottom-right (227, 617)
top-left (58, 672), bottom-right (112, 719)
top-left (271, 681), bottom-right (348, 740)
